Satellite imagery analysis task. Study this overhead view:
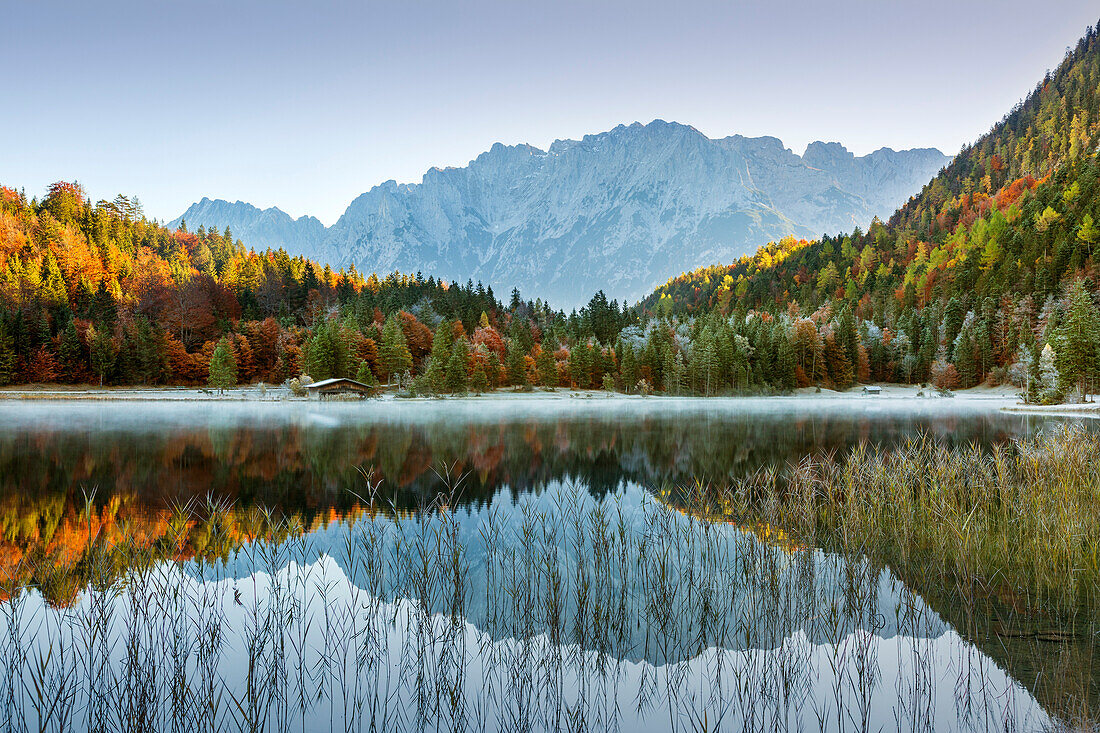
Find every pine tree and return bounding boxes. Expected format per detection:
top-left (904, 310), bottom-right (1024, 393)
top-left (505, 338), bottom-right (527, 387)
top-left (536, 347), bottom-right (557, 388)
top-left (57, 319), bottom-right (82, 382)
top-left (662, 345), bottom-right (677, 394)
top-left (355, 360), bottom-right (378, 387)
top-left (470, 360), bottom-right (489, 394)
top-left (88, 325), bottom-right (115, 386)
top-left (379, 315), bottom-right (413, 382)
top-left (445, 338), bottom-right (469, 394)
top-left (1055, 279), bottom-right (1100, 400)
top-left (954, 334), bottom-right (977, 388)
top-left (305, 321), bottom-right (337, 380)
top-left (824, 334), bottom-right (854, 389)
top-left (619, 342), bottom-right (638, 393)
top-left (670, 351), bottom-right (686, 395)
top-left (208, 337), bottom-right (238, 393)
top-left (428, 318), bottom-right (454, 384)
top-left (775, 331), bottom-right (796, 392)
top-left (569, 342), bottom-right (591, 389)
top-left (0, 321), bottom-right (14, 386)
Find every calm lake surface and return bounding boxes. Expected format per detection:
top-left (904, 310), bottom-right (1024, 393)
top-left (0, 396), bottom-right (1094, 731)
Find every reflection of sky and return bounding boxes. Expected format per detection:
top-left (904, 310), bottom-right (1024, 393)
top-left (9, 549), bottom-right (1049, 732)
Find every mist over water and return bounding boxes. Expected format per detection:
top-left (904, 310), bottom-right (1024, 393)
top-left (0, 396), bottom-right (1060, 515)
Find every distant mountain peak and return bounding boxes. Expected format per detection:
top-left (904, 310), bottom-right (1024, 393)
top-left (173, 121), bottom-right (949, 307)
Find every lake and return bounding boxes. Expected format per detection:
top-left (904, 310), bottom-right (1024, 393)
top-left (0, 395), bottom-right (1094, 732)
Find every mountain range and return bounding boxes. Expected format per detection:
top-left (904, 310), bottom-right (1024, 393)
top-left (172, 121), bottom-right (949, 307)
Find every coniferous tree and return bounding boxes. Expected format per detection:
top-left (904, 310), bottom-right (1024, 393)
top-left (775, 329), bottom-right (797, 392)
top-left (379, 315), bottom-right (413, 382)
top-left (445, 338), bottom-right (469, 394)
top-left (355, 359), bottom-right (378, 387)
top-left (208, 337), bottom-right (238, 393)
top-left (470, 359), bottom-right (489, 394)
top-left (57, 319), bottom-right (82, 382)
top-left (88, 325), bottom-right (115, 386)
top-left (505, 338), bottom-right (527, 387)
top-left (618, 342), bottom-right (638, 393)
top-left (0, 321), bottom-right (14, 386)
top-left (304, 320), bottom-right (337, 380)
top-left (536, 347), bottom-right (557, 388)
top-left (1055, 279), bottom-right (1100, 400)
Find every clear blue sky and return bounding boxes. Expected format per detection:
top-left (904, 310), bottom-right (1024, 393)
top-left (4, 1), bottom-right (1098, 224)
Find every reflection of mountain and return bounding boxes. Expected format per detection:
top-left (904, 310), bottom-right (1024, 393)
top-left (889, 560), bottom-right (1100, 722)
top-left (197, 483), bottom-right (948, 666)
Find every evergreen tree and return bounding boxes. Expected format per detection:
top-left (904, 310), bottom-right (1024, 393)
top-left (775, 329), bottom-right (797, 391)
top-left (424, 356), bottom-right (446, 394)
top-left (954, 334), bottom-right (977, 388)
top-left (88, 325), bottom-right (115, 386)
top-left (1055, 279), bottom-right (1100, 400)
top-left (428, 318), bottom-right (454, 388)
top-left (379, 315), bottom-right (413, 382)
top-left (619, 342), bottom-right (638, 393)
top-left (536, 347), bottom-right (557, 388)
top-left (208, 337), bottom-right (238, 393)
top-left (445, 338), bottom-right (469, 394)
top-left (305, 320), bottom-right (338, 380)
top-left (57, 319), bottom-right (82, 382)
top-left (568, 342), bottom-right (591, 388)
top-left (355, 359), bottom-right (378, 387)
top-left (0, 321), bottom-right (14, 386)
top-left (505, 338), bottom-right (528, 387)
top-left (470, 359), bottom-right (489, 394)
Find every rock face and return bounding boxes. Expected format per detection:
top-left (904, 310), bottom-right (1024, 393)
top-left (172, 121), bottom-right (949, 307)
top-left (172, 198), bottom-right (326, 255)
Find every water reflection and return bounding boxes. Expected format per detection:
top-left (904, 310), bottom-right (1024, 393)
top-left (0, 482), bottom-right (1051, 732)
top-left (0, 397), bottom-right (1092, 730)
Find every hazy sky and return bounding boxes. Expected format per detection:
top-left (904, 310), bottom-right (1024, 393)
top-left (4, 1), bottom-right (1098, 224)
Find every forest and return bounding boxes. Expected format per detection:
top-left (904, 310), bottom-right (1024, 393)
top-left (6, 23), bottom-right (1100, 402)
top-left (641, 22), bottom-right (1100, 403)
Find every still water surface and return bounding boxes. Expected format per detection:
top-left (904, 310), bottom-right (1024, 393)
top-left (0, 396), bottom-right (1092, 731)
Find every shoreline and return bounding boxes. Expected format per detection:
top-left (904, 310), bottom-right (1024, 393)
top-left (0, 382), bottom-right (1024, 403)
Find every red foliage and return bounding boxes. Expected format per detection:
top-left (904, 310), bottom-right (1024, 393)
top-left (398, 312), bottom-right (433, 362)
top-left (23, 346), bottom-right (59, 383)
top-left (471, 326), bottom-right (505, 360)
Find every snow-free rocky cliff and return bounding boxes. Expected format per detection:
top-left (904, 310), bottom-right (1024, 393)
top-left (172, 121), bottom-right (949, 308)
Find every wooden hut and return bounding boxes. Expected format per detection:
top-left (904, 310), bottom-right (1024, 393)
top-left (304, 377), bottom-right (377, 400)
top-left (861, 385), bottom-right (882, 396)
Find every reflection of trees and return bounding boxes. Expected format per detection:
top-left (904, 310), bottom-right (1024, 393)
top-left (892, 562), bottom-right (1099, 723)
top-left (0, 408), bottom-right (1045, 603)
top-left (0, 406), bottom-right (1091, 723)
top-left (0, 410), bottom-right (1043, 542)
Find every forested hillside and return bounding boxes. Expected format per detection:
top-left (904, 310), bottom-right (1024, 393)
top-left (0, 182), bottom-right (635, 390)
top-left (641, 21), bottom-right (1100, 401)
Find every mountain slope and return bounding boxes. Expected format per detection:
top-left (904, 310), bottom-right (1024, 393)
top-left (172, 121), bottom-right (948, 307)
top-left (173, 198), bottom-right (326, 256)
top-left (638, 21), bottom-right (1100, 396)
top-left (643, 22), bottom-right (1100, 319)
